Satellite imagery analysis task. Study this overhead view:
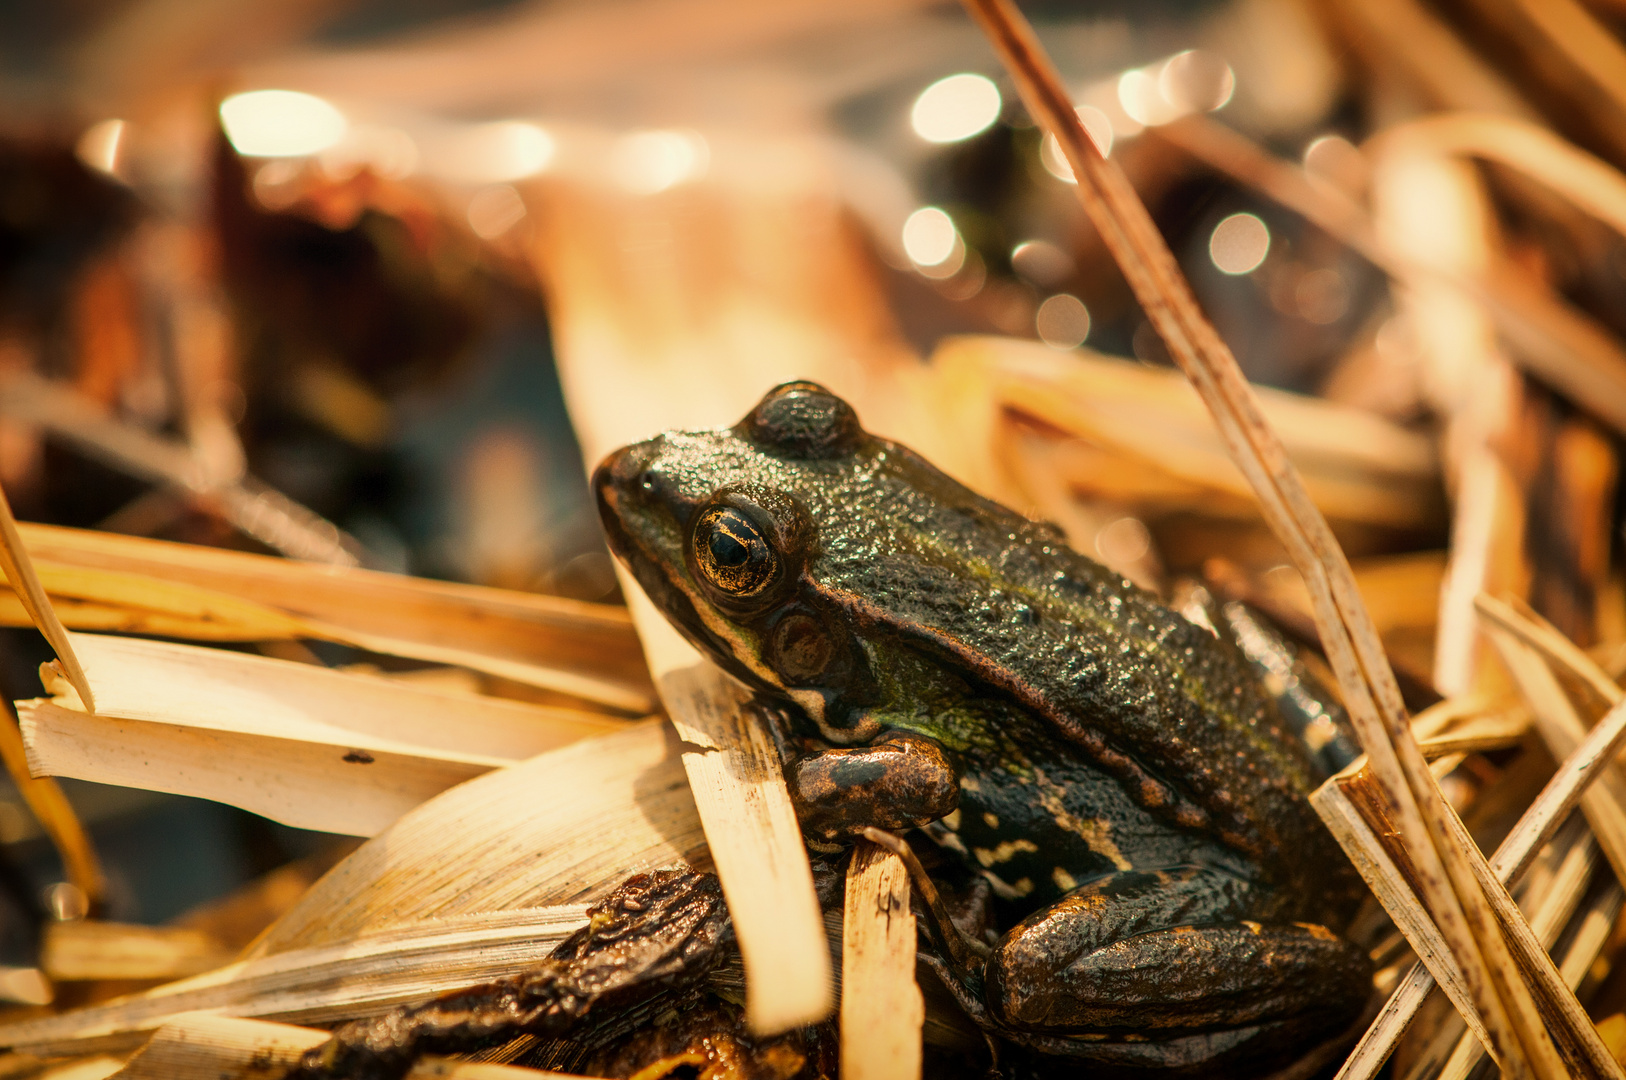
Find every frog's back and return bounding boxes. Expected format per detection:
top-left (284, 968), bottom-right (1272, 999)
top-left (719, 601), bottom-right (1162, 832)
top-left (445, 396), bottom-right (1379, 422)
top-left (805, 438), bottom-right (1334, 882)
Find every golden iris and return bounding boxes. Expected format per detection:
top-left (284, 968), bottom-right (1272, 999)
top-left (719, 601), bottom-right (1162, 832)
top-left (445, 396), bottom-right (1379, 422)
top-left (693, 506), bottom-right (777, 597)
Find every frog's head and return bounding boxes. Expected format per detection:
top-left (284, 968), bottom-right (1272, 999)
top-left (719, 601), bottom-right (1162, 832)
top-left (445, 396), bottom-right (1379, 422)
top-left (593, 382), bottom-right (880, 740)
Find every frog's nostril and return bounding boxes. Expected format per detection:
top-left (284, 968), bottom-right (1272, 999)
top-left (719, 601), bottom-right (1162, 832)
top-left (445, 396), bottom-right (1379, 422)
top-left (639, 469), bottom-right (658, 492)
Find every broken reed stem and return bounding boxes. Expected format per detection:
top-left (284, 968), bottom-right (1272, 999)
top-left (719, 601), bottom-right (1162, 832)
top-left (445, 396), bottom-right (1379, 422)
top-left (0, 480), bottom-right (105, 909)
top-left (1335, 672), bottom-right (1626, 1077)
top-left (0, 702), bottom-right (103, 913)
top-left (0, 483), bottom-right (92, 712)
top-left (840, 839), bottom-right (922, 1080)
top-left (959, 1), bottom-right (1562, 1075)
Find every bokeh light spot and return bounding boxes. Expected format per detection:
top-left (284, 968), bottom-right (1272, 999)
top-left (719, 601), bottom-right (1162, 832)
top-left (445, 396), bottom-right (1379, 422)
top-left (612, 130), bottom-right (709, 194)
top-left (1159, 51), bottom-right (1235, 113)
top-left (1209, 213), bottom-right (1270, 275)
top-left (1295, 268), bottom-right (1349, 324)
top-left (911, 74), bottom-right (1002, 144)
top-left (1036, 294), bottom-right (1091, 348)
top-left (902, 207), bottom-right (958, 267)
top-left (1095, 517), bottom-right (1151, 568)
top-left (220, 90), bottom-right (346, 158)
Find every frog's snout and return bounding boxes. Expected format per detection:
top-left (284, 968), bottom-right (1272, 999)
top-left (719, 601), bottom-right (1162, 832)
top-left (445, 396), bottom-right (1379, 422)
top-left (593, 439), bottom-right (658, 508)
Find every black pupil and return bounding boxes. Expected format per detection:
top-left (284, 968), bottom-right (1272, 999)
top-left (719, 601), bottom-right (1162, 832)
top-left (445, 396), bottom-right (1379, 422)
top-left (709, 525), bottom-right (752, 567)
top-left (697, 506), bottom-right (775, 596)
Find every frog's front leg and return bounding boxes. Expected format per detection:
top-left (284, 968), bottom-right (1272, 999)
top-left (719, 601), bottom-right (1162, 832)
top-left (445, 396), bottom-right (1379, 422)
top-left (985, 865), bottom-right (1371, 1072)
top-left (786, 729), bottom-right (960, 842)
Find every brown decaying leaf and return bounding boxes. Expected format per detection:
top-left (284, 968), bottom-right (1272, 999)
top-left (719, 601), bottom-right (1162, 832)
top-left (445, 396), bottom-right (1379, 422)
top-left (115, 1013), bottom-right (582, 1079)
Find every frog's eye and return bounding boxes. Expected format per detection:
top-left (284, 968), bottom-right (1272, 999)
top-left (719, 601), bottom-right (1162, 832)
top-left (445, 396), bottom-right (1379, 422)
top-left (692, 505), bottom-right (779, 600)
top-left (740, 381), bottom-right (864, 459)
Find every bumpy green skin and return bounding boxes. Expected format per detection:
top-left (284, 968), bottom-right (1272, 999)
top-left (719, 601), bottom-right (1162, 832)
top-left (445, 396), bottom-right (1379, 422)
top-left (595, 383), bottom-right (1369, 1074)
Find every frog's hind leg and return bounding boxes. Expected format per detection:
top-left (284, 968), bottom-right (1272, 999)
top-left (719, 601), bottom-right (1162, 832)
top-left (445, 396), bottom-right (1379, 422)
top-left (983, 866), bottom-right (1370, 1075)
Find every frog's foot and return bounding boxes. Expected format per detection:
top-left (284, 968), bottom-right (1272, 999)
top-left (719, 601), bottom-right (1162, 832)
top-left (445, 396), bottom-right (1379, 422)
top-left (983, 866), bottom-right (1370, 1076)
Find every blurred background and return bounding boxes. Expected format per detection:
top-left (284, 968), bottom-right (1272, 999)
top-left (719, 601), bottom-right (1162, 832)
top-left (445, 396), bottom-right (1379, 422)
top-left (0, 0), bottom-right (1622, 1012)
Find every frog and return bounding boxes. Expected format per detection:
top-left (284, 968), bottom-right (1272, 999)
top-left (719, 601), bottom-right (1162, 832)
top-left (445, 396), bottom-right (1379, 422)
top-left (592, 381), bottom-right (1372, 1076)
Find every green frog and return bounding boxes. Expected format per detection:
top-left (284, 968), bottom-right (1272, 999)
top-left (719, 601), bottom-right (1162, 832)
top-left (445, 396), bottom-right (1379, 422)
top-left (593, 382), bottom-right (1371, 1075)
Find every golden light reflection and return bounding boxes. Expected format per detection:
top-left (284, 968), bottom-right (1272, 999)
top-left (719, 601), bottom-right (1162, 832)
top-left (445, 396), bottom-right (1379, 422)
top-left (219, 90), bottom-right (347, 158)
top-left (937, 249), bottom-right (986, 300)
top-left (1118, 68), bottom-right (1181, 127)
top-left (1295, 267), bottom-right (1349, 324)
top-left (251, 159), bottom-right (304, 210)
top-left (910, 74), bottom-right (1002, 144)
top-left (75, 119), bottom-right (125, 177)
top-left (1209, 212), bottom-right (1270, 275)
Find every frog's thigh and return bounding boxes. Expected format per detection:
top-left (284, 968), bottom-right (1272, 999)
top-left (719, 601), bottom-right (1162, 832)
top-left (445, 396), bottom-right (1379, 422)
top-left (985, 867), bottom-right (1369, 1035)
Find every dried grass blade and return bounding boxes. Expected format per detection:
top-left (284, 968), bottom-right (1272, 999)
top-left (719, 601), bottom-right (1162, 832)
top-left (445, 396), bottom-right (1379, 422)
top-left (17, 632), bottom-right (622, 835)
top-left (0, 489), bottom-right (106, 909)
top-left (840, 839), bottom-right (922, 1080)
top-left (1311, 779), bottom-right (1487, 1052)
top-left (1373, 114), bottom-right (1626, 241)
top-left (0, 565), bottom-right (311, 643)
top-left (1436, 833), bottom-right (1608, 1080)
top-left (13, 725), bottom-right (699, 1050)
top-left (47, 632), bottom-right (622, 758)
top-left (961, 1), bottom-right (1566, 1074)
top-left (658, 664), bottom-right (832, 1034)
top-left (1490, 636), bottom-right (1626, 883)
top-left (38, 1056), bottom-right (121, 1079)
top-left (114, 1015), bottom-right (584, 1080)
top-left (1416, 711), bottom-right (1530, 759)
top-left (0, 907), bottom-right (590, 1055)
top-left (1477, 594), bottom-right (1624, 708)
top-left (932, 337), bottom-right (1442, 529)
top-left (0, 370), bottom-right (359, 567)
top-left (21, 699), bottom-right (506, 837)
top-left (42, 922), bottom-right (230, 983)
top-left (17, 524), bottom-right (652, 712)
